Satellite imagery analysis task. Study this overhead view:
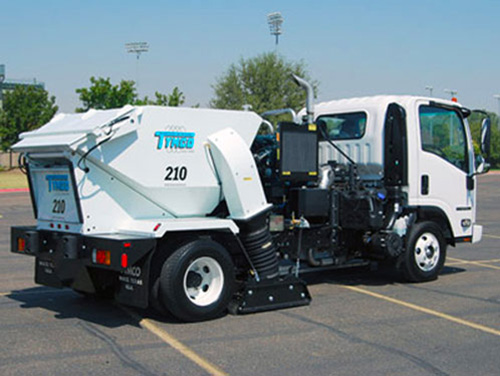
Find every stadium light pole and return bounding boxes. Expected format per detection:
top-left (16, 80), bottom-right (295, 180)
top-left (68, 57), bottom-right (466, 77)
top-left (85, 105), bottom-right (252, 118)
top-left (267, 12), bottom-right (284, 47)
top-left (125, 42), bottom-right (149, 92)
top-left (425, 86), bottom-right (433, 97)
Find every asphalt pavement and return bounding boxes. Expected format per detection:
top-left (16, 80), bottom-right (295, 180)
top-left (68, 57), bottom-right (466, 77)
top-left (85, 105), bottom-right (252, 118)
top-left (0, 174), bottom-right (499, 376)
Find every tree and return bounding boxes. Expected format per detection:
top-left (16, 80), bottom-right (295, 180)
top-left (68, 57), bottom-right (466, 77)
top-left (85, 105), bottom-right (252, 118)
top-left (135, 87), bottom-right (185, 107)
top-left (0, 85), bottom-right (58, 150)
top-left (210, 52), bottom-right (318, 116)
top-left (75, 77), bottom-right (136, 112)
top-left (76, 77), bottom-right (186, 112)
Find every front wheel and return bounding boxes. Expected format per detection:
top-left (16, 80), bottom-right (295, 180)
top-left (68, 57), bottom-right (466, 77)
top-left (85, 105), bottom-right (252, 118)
top-left (400, 221), bottom-right (447, 282)
top-left (158, 239), bottom-right (235, 322)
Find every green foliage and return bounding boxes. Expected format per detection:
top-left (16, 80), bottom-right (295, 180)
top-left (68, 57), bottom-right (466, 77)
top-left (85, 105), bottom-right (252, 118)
top-left (75, 77), bottom-right (185, 112)
top-left (0, 85), bottom-right (58, 151)
top-left (210, 52), bottom-right (318, 118)
top-left (76, 77), bottom-right (136, 112)
top-left (135, 87), bottom-right (185, 107)
top-left (468, 111), bottom-right (500, 168)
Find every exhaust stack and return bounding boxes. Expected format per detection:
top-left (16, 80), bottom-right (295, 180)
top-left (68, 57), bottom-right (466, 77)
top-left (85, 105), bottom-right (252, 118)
top-left (292, 74), bottom-right (314, 125)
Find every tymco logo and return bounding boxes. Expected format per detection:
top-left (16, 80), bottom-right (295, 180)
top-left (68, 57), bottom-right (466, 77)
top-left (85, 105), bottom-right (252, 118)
top-left (46, 175), bottom-right (69, 192)
top-left (154, 126), bottom-right (195, 150)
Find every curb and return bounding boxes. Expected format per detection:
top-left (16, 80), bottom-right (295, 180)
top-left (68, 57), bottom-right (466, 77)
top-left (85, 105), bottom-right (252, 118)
top-left (0, 188), bottom-right (29, 193)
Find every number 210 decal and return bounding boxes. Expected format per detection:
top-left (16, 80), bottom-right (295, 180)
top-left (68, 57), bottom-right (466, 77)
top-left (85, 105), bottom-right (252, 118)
top-left (165, 166), bottom-right (188, 181)
top-left (52, 199), bottom-right (66, 214)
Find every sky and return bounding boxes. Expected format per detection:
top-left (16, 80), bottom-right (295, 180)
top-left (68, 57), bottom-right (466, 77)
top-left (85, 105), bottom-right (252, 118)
top-left (1, 0), bottom-right (500, 113)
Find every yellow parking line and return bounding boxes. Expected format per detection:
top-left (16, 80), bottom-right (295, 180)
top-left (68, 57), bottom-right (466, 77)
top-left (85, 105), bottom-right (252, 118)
top-left (0, 292), bottom-right (9, 296)
top-left (448, 258), bottom-right (500, 264)
top-left (445, 260), bottom-right (468, 266)
top-left (121, 307), bottom-right (228, 376)
top-left (343, 285), bottom-right (500, 337)
top-left (484, 234), bottom-right (500, 240)
top-left (475, 258), bottom-right (500, 263)
top-left (448, 257), bottom-right (500, 270)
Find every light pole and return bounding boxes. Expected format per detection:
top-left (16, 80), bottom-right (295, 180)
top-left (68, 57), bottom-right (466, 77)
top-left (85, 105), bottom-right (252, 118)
top-left (125, 42), bottom-right (149, 92)
top-left (444, 89), bottom-right (458, 145)
top-left (0, 65), bottom-right (5, 109)
top-left (267, 12), bottom-right (284, 47)
top-left (444, 89), bottom-right (458, 101)
top-left (425, 86), bottom-right (433, 97)
top-left (494, 94), bottom-right (500, 130)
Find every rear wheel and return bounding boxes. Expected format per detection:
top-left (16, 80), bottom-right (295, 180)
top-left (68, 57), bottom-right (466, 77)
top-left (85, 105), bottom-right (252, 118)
top-left (158, 239), bottom-right (235, 322)
top-left (400, 221), bottom-right (447, 282)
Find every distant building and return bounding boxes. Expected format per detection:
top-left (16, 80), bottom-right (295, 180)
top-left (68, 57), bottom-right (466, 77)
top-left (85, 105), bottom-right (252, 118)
top-left (0, 64), bottom-right (45, 109)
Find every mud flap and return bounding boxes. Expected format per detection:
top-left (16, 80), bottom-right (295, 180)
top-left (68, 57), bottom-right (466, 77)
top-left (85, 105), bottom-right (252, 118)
top-left (229, 276), bottom-right (311, 315)
top-left (35, 233), bottom-right (87, 288)
top-left (115, 253), bottom-right (154, 309)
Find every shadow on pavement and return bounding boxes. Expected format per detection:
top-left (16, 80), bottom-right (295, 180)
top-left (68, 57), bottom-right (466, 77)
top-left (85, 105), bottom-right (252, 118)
top-left (5, 264), bottom-right (466, 326)
top-left (5, 286), bottom-right (145, 328)
top-left (302, 263), bottom-right (466, 287)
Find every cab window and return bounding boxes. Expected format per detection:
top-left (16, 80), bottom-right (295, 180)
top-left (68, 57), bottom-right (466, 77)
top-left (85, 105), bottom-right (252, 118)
top-left (316, 112), bottom-right (367, 140)
top-left (419, 105), bottom-right (468, 173)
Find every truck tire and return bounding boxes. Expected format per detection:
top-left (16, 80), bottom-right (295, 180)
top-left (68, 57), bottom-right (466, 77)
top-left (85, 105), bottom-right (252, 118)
top-left (159, 239), bottom-right (235, 322)
top-left (400, 221), bottom-right (446, 282)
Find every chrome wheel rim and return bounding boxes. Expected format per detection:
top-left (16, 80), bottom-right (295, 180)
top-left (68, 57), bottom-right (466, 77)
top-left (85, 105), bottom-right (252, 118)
top-left (414, 232), bottom-right (440, 272)
top-left (183, 257), bottom-right (224, 307)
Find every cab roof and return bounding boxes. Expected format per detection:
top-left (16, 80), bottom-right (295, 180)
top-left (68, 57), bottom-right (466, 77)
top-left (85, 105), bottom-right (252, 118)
top-left (299, 95), bottom-right (466, 119)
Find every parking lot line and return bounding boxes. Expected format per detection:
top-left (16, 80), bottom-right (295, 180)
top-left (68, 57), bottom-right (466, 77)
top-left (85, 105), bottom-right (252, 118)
top-left (120, 307), bottom-right (228, 376)
top-left (447, 257), bottom-right (500, 271)
top-left (445, 261), bottom-right (468, 266)
top-left (484, 234), bottom-right (500, 240)
top-left (447, 258), bottom-right (500, 265)
top-left (342, 285), bottom-right (500, 337)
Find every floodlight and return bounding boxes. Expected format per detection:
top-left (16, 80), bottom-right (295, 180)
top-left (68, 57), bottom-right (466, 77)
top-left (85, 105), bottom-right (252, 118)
top-left (267, 12), bottom-right (284, 46)
top-left (125, 42), bottom-right (149, 59)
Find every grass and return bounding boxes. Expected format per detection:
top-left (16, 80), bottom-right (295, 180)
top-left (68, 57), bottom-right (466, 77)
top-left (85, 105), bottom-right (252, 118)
top-left (0, 169), bottom-right (29, 189)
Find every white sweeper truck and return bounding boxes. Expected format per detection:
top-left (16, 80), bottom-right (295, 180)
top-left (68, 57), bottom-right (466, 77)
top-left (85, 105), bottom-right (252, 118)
top-left (11, 76), bottom-right (491, 321)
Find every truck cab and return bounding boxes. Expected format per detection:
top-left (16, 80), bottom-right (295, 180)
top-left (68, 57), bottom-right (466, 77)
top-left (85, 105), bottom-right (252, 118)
top-left (312, 96), bottom-right (482, 245)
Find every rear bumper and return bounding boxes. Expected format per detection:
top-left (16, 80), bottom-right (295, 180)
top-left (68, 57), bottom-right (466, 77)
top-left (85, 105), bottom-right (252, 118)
top-left (11, 226), bottom-right (156, 308)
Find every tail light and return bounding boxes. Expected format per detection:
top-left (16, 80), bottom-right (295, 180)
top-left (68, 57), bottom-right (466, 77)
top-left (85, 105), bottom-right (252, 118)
top-left (92, 249), bottom-right (111, 265)
top-left (17, 237), bottom-right (26, 252)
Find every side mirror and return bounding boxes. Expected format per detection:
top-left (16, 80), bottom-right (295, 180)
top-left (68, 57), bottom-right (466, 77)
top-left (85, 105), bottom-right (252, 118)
top-left (480, 117), bottom-right (491, 159)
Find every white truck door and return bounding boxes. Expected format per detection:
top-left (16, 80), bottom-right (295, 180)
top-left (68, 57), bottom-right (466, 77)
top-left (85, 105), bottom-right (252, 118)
top-left (416, 102), bottom-right (474, 240)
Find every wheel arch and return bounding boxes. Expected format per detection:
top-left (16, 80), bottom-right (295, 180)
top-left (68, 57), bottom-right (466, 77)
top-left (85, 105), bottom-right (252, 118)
top-left (411, 206), bottom-right (455, 246)
top-left (149, 229), bottom-right (247, 287)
